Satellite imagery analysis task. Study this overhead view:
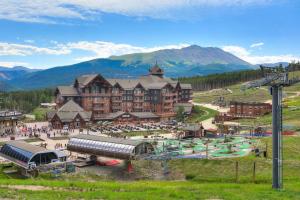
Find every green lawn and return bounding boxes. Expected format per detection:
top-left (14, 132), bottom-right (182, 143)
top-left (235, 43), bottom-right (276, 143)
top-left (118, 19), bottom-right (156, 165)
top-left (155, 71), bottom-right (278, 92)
top-left (187, 105), bottom-right (218, 123)
top-left (31, 107), bottom-right (52, 121)
top-left (0, 180), bottom-right (299, 200)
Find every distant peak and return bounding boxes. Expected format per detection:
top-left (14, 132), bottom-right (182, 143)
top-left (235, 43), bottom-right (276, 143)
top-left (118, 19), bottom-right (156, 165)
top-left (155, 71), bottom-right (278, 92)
top-left (184, 44), bottom-right (202, 49)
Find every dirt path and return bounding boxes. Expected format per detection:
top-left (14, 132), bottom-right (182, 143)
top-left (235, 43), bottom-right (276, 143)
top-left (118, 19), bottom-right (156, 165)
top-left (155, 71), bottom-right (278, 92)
top-left (0, 185), bottom-right (54, 191)
top-left (192, 101), bottom-right (230, 129)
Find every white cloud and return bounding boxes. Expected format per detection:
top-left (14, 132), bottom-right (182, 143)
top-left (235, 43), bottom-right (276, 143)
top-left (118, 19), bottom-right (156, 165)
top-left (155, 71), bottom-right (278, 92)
top-left (0, 0), bottom-right (272, 23)
top-left (0, 40), bottom-right (188, 58)
top-left (2, 40), bottom-right (298, 66)
top-left (250, 42), bottom-right (264, 48)
top-left (0, 40), bottom-right (189, 64)
top-left (222, 45), bottom-right (300, 64)
top-left (0, 61), bottom-right (29, 68)
top-left (24, 40), bottom-right (35, 44)
top-left (0, 42), bottom-right (71, 56)
top-left (67, 41), bottom-right (189, 60)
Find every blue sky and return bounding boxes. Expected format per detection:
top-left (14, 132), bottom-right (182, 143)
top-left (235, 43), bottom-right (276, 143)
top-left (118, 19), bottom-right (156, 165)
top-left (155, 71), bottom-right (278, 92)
top-left (0, 0), bottom-right (299, 69)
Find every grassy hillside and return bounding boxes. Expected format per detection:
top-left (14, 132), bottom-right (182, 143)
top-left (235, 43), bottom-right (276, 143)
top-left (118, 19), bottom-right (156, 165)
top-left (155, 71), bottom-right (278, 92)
top-left (193, 84), bottom-right (271, 104)
top-left (0, 136), bottom-right (299, 199)
top-left (187, 105), bottom-right (218, 123)
top-left (193, 79), bottom-right (300, 104)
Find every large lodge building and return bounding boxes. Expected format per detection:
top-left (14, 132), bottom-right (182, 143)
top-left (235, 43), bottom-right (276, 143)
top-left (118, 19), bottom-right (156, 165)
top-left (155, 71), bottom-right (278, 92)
top-left (50, 65), bottom-right (192, 129)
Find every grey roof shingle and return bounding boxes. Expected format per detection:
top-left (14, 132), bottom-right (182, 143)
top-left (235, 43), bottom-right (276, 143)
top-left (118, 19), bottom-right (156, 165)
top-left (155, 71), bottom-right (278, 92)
top-left (180, 84), bottom-right (192, 89)
top-left (57, 86), bottom-right (79, 96)
top-left (147, 82), bottom-right (168, 89)
top-left (182, 124), bottom-right (203, 131)
top-left (49, 100), bottom-right (92, 122)
top-left (107, 79), bottom-right (139, 89)
top-left (130, 112), bottom-right (159, 119)
top-left (76, 74), bottom-right (98, 87)
top-left (58, 100), bottom-right (84, 112)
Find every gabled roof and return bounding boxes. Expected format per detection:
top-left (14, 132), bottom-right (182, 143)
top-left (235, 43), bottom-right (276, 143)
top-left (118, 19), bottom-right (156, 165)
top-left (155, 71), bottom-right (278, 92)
top-left (75, 74), bottom-right (111, 88)
top-left (180, 84), bottom-right (192, 89)
top-left (183, 124), bottom-right (203, 131)
top-left (49, 100), bottom-right (92, 122)
top-left (107, 79), bottom-right (139, 90)
top-left (56, 86), bottom-right (79, 96)
top-left (149, 64), bottom-right (164, 75)
top-left (130, 112), bottom-right (159, 119)
top-left (75, 74), bottom-right (98, 87)
top-left (147, 82), bottom-right (168, 89)
top-left (58, 100), bottom-right (84, 112)
top-left (98, 111), bottom-right (125, 120)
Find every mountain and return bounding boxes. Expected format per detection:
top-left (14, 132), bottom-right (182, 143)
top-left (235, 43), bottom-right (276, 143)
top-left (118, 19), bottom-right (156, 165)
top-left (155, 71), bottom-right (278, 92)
top-left (0, 66), bottom-right (40, 81)
top-left (110, 45), bottom-right (250, 66)
top-left (3, 45), bottom-right (256, 90)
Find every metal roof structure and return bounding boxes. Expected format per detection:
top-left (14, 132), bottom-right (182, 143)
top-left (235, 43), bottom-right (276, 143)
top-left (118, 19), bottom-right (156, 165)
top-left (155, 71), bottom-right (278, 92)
top-left (0, 111), bottom-right (23, 120)
top-left (0, 141), bottom-right (62, 169)
top-left (67, 134), bottom-right (154, 160)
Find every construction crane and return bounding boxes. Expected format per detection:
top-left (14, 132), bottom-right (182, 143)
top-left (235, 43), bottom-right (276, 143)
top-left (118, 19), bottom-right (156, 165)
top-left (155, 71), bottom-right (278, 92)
top-left (242, 65), bottom-right (300, 189)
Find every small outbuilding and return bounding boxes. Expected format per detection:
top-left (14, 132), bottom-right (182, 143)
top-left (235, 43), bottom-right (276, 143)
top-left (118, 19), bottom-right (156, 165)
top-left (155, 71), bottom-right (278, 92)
top-left (67, 134), bottom-right (154, 160)
top-left (182, 124), bottom-right (204, 138)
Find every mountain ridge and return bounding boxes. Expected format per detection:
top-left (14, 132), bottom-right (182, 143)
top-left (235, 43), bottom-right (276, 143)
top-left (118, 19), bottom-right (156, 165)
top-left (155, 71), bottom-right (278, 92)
top-left (1, 45), bottom-right (259, 91)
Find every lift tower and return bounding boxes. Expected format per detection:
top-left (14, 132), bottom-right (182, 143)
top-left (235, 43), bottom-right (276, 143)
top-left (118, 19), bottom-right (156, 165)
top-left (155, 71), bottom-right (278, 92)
top-left (242, 65), bottom-right (300, 189)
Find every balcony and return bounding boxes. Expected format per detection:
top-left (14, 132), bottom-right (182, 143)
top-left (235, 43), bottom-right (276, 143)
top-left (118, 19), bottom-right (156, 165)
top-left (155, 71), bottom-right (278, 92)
top-left (133, 99), bottom-right (144, 103)
top-left (163, 98), bottom-right (173, 103)
top-left (112, 105), bottom-right (122, 109)
top-left (82, 92), bottom-right (111, 97)
top-left (112, 98), bottom-right (122, 102)
top-left (163, 105), bottom-right (173, 109)
top-left (93, 107), bottom-right (105, 111)
top-left (134, 93), bottom-right (144, 97)
top-left (162, 93), bottom-right (175, 97)
top-left (112, 92), bottom-right (122, 97)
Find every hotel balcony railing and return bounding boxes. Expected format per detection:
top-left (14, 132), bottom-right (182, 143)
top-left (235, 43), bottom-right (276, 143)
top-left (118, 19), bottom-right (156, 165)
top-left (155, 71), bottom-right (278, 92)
top-left (133, 105), bottom-right (143, 109)
top-left (163, 106), bottom-right (173, 109)
top-left (93, 107), bottom-right (105, 111)
top-left (133, 99), bottom-right (144, 102)
top-left (134, 93), bottom-right (144, 96)
top-left (112, 92), bottom-right (122, 96)
top-left (112, 105), bottom-right (122, 109)
top-left (163, 98), bottom-right (174, 103)
top-left (82, 93), bottom-right (111, 97)
top-left (162, 93), bottom-right (175, 97)
top-left (111, 99), bottom-right (122, 102)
